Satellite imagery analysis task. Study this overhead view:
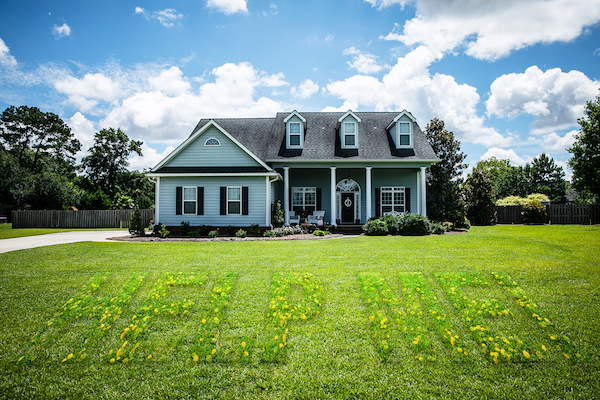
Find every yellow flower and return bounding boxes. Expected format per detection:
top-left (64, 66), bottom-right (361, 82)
top-left (211, 349), bottom-right (216, 355)
top-left (241, 341), bottom-right (246, 348)
top-left (244, 351), bottom-right (249, 357)
top-left (522, 350), bottom-right (530, 359)
top-left (109, 358), bottom-right (116, 364)
top-left (192, 354), bottom-right (199, 363)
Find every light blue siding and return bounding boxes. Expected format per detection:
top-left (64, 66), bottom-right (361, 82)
top-left (286, 115), bottom-right (304, 149)
top-left (340, 114), bottom-right (359, 149)
top-left (372, 168), bottom-right (418, 215)
top-left (391, 115), bottom-right (414, 149)
top-left (164, 126), bottom-right (262, 168)
top-left (159, 176), bottom-right (268, 226)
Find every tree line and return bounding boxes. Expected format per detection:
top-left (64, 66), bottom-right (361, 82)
top-left (425, 90), bottom-right (599, 226)
top-left (0, 106), bottom-right (154, 216)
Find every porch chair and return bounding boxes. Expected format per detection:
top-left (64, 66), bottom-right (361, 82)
top-left (289, 211), bottom-right (300, 225)
top-left (307, 211), bottom-right (325, 226)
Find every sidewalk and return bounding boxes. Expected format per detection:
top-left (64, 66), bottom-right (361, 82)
top-left (0, 230), bottom-right (131, 254)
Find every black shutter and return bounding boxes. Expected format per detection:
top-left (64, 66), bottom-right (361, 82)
top-left (405, 188), bottom-right (411, 214)
top-left (289, 188), bottom-right (292, 211)
top-left (375, 188), bottom-right (380, 218)
top-left (316, 188), bottom-right (322, 210)
top-left (197, 187), bottom-right (204, 215)
top-left (220, 187), bottom-right (226, 215)
top-left (242, 187), bottom-right (249, 215)
top-left (176, 187), bottom-right (182, 215)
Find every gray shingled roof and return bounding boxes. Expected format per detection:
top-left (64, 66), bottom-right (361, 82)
top-left (191, 112), bottom-right (439, 163)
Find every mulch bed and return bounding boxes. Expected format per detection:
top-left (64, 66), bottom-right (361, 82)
top-left (108, 233), bottom-right (347, 242)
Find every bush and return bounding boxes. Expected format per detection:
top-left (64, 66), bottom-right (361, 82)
top-left (196, 225), bottom-right (213, 236)
top-left (323, 222), bottom-right (337, 234)
top-left (397, 213), bottom-right (430, 236)
top-left (522, 199), bottom-right (547, 224)
top-left (362, 219), bottom-right (389, 235)
top-left (263, 226), bottom-right (304, 237)
top-left (159, 224), bottom-right (169, 238)
top-left (249, 223), bottom-right (261, 236)
top-left (180, 221), bottom-right (190, 236)
top-left (497, 193), bottom-right (550, 206)
top-left (227, 225), bottom-right (236, 236)
top-left (313, 230), bottom-right (329, 236)
top-left (428, 221), bottom-right (446, 235)
top-left (235, 229), bottom-right (247, 238)
top-left (208, 230), bottom-right (219, 238)
top-left (128, 208), bottom-right (145, 236)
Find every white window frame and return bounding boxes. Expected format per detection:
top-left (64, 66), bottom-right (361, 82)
top-left (397, 122), bottom-right (412, 148)
top-left (292, 187), bottom-right (316, 210)
top-left (287, 121), bottom-right (303, 149)
top-left (380, 187), bottom-right (405, 215)
top-left (227, 186), bottom-right (242, 215)
top-left (204, 137), bottom-right (221, 146)
top-left (343, 121), bottom-right (357, 148)
top-left (183, 186), bottom-right (197, 215)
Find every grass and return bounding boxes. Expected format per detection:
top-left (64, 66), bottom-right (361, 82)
top-left (0, 225), bottom-right (599, 399)
top-left (0, 224), bottom-right (127, 239)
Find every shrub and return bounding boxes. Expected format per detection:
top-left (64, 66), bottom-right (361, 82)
top-left (208, 230), bottom-right (219, 238)
top-left (272, 200), bottom-right (284, 228)
top-left (382, 215), bottom-right (402, 235)
top-left (249, 223), bottom-right (261, 236)
top-left (263, 226), bottom-right (303, 237)
top-left (235, 229), bottom-right (247, 238)
top-left (159, 224), bottom-right (170, 238)
top-left (397, 213), bottom-right (430, 236)
top-left (522, 199), bottom-right (547, 224)
top-left (128, 208), bottom-right (145, 236)
top-left (362, 219), bottom-right (389, 235)
top-left (180, 221), bottom-right (190, 236)
top-left (197, 225), bottom-right (213, 236)
top-left (324, 223), bottom-right (337, 234)
top-left (227, 225), bottom-right (236, 236)
top-left (313, 230), bottom-right (329, 236)
top-left (428, 221), bottom-right (446, 235)
top-left (497, 193), bottom-right (550, 206)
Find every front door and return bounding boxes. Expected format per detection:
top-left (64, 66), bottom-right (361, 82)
top-left (341, 193), bottom-right (354, 223)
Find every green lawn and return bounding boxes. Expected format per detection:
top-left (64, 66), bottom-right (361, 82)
top-left (0, 223), bottom-right (127, 239)
top-left (0, 225), bottom-right (599, 399)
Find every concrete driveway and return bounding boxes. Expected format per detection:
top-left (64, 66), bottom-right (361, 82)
top-left (0, 230), bottom-right (131, 254)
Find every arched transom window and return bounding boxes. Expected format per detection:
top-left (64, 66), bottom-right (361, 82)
top-left (204, 137), bottom-right (220, 146)
top-left (336, 179), bottom-right (359, 192)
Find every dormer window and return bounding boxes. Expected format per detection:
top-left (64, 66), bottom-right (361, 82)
top-left (289, 122), bottom-right (301, 146)
top-left (284, 111), bottom-right (306, 149)
top-left (397, 122), bottom-right (411, 147)
top-left (339, 110), bottom-right (361, 150)
top-left (344, 122), bottom-right (356, 146)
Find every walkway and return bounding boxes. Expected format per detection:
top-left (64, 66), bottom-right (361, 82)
top-left (0, 230), bottom-right (130, 254)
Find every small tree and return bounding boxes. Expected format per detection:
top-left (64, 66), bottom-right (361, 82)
top-left (464, 168), bottom-right (496, 225)
top-left (424, 118), bottom-right (468, 226)
top-left (128, 208), bottom-right (145, 236)
top-left (568, 91), bottom-right (600, 202)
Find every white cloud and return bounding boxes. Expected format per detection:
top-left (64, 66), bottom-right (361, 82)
top-left (129, 143), bottom-right (175, 171)
top-left (322, 100), bottom-right (359, 112)
top-left (206, 0), bottom-right (248, 15)
top-left (53, 73), bottom-right (121, 112)
top-left (102, 62), bottom-right (285, 143)
top-left (291, 79), bottom-right (319, 99)
top-left (480, 147), bottom-right (532, 166)
top-left (52, 23), bottom-right (71, 39)
top-left (343, 46), bottom-right (387, 74)
top-left (0, 37), bottom-right (17, 68)
top-left (364, 0), bottom-right (408, 8)
top-left (135, 7), bottom-right (183, 27)
top-left (67, 112), bottom-right (97, 161)
top-left (325, 34), bottom-right (334, 42)
top-left (148, 66), bottom-right (191, 96)
top-left (381, 0), bottom-right (600, 61)
top-left (486, 66), bottom-right (599, 134)
top-left (528, 130), bottom-right (578, 153)
top-left (326, 45), bottom-right (509, 146)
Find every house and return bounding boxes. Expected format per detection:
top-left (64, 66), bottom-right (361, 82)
top-left (147, 110), bottom-right (440, 230)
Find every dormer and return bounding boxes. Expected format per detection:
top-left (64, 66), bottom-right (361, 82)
top-left (283, 111), bottom-right (306, 149)
top-left (387, 110), bottom-right (416, 149)
top-left (338, 110), bottom-right (361, 149)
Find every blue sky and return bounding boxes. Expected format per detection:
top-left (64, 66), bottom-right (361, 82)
top-left (1, 0), bottom-right (599, 177)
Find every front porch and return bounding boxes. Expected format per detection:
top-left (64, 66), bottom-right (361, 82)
top-left (273, 164), bottom-right (429, 226)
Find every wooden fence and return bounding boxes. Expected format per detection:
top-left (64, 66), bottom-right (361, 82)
top-left (11, 209), bottom-right (155, 229)
top-left (495, 204), bottom-right (600, 225)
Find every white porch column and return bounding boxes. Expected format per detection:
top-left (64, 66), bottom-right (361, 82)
top-left (155, 177), bottom-right (160, 224)
top-left (330, 167), bottom-right (337, 225)
top-left (365, 167), bottom-right (372, 221)
top-left (420, 166), bottom-right (427, 217)
top-left (283, 167), bottom-right (290, 226)
top-left (416, 169), bottom-right (422, 215)
top-left (266, 176), bottom-right (271, 227)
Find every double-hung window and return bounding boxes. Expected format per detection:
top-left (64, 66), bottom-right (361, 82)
top-left (183, 187), bottom-right (197, 215)
top-left (398, 122), bottom-right (411, 147)
top-left (292, 187), bottom-right (316, 214)
top-left (380, 187), bottom-right (405, 215)
top-left (227, 186), bottom-right (242, 215)
top-left (344, 122), bottom-right (357, 147)
top-left (289, 122), bottom-right (301, 147)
